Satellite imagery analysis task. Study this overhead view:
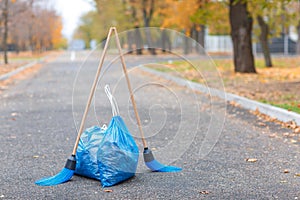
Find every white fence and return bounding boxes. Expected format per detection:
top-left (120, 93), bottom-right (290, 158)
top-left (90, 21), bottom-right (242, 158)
top-left (205, 35), bottom-right (233, 53)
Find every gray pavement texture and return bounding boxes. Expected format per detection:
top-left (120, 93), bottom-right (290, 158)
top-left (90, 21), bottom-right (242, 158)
top-left (0, 51), bottom-right (299, 199)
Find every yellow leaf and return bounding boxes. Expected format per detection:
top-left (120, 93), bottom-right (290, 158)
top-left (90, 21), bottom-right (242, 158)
top-left (246, 158), bottom-right (258, 163)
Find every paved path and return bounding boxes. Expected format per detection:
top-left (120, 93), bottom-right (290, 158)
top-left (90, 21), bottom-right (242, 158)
top-left (0, 51), bottom-right (299, 199)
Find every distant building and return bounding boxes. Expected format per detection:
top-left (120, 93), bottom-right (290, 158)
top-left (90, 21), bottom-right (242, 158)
top-left (68, 39), bottom-right (86, 51)
top-left (90, 40), bottom-right (97, 50)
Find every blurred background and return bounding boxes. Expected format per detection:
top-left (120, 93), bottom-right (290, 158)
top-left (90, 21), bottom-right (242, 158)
top-left (0, 0), bottom-right (299, 114)
top-left (0, 0), bottom-right (299, 57)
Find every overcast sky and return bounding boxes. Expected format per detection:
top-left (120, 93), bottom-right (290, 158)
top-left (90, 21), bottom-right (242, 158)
top-left (52, 0), bottom-right (95, 40)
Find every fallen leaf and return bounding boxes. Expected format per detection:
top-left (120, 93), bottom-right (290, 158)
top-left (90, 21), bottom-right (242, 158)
top-left (199, 191), bottom-right (209, 194)
top-left (294, 127), bottom-right (300, 133)
top-left (290, 139), bottom-right (297, 144)
top-left (289, 121), bottom-right (297, 129)
top-left (33, 155), bottom-right (39, 158)
top-left (229, 101), bottom-right (240, 107)
top-left (11, 112), bottom-right (18, 116)
top-left (283, 132), bottom-right (290, 137)
top-left (258, 122), bottom-right (266, 126)
top-left (269, 134), bottom-right (276, 138)
top-left (295, 173), bottom-right (300, 177)
top-left (104, 189), bottom-right (113, 193)
top-left (246, 158), bottom-right (258, 163)
top-left (283, 169), bottom-right (289, 173)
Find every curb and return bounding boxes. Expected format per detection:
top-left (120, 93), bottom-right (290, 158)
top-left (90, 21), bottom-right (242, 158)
top-left (139, 66), bottom-right (300, 126)
top-left (0, 57), bottom-right (46, 81)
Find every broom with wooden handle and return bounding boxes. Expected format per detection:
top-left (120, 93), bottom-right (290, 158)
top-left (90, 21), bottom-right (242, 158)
top-left (113, 27), bottom-right (181, 172)
top-left (35, 28), bottom-right (114, 186)
top-left (36, 27), bottom-right (181, 187)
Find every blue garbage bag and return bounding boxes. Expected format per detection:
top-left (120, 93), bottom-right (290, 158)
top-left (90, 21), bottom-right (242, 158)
top-left (75, 125), bottom-right (107, 180)
top-left (97, 85), bottom-right (139, 187)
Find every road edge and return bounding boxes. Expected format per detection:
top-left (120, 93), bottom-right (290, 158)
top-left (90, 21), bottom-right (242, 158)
top-left (139, 65), bottom-right (300, 126)
top-left (0, 57), bottom-right (47, 81)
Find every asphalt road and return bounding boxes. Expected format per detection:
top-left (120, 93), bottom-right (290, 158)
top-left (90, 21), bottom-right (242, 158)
top-left (0, 51), bottom-right (299, 199)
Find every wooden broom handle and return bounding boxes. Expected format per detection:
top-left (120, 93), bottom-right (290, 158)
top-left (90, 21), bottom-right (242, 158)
top-left (72, 28), bottom-right (114, 155)
top-left (113, 28), bottom-right (148, 148)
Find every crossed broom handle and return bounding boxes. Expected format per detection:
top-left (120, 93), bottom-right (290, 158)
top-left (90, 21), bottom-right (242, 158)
top-left (72, 27), bottom-right (147, 156)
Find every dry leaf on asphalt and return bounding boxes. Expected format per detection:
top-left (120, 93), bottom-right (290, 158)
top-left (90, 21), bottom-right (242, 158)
top-left (246, 158), bottom-right (258, 163)
top-left (294, 127), bottom-right (300, 133)
top-left (258, 122), bottom-right (267, 126)
top-left (283, 169), bottom-right (289, 173)
top-left (290, 139), bottom-right (297, 144)
top-left (294, 173), bottom-right (300, 177)
top-left (11, 112), bottom-right (18, 116)
top-left (199, 191), bottom-right (209, 194)
top-left (268, 134), bottom-right (276, 138)
top-left (104, 189), bottom-right (113, 193)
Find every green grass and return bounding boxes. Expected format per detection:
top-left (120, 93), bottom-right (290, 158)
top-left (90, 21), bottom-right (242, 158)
top-left (273, 103), bottom-right (300, 114)
top-left (260, 100), bottom-right (300, 114)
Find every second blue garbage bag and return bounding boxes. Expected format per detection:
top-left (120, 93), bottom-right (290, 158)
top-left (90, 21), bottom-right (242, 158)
top-left (75, 125), bottom-right (106, 180)
top-left (97, 85), bottom-right (139, 187)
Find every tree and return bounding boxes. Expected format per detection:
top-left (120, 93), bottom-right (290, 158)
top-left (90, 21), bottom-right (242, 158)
top-left (192, 0), bottom-right (230, 52)
top-left (297, 21), bottom-right (300, 54)
top-left (142, 0), bottom-right (156, 54)
top-left (74, 11), bottom-right (97, 48)
top-left (160, 0), bottom-right (229, 53)
top-left (2, 0), bottom-right (9, 64)
top-left (293, 1), bottom-right (300, 55)
top-left (0, 0), bottom-right (21, 64)
top-left (248, 1), bottom-right (274, 68)
top-left (160, 0), bottom-right (199, 35)
top-left (7, 0), bottom-right (65, 52)
top-left (160, 0), bottom-right (200, 54)
top-left (257, 15), bottom-right (272, 67)
top-left (229, 0), bottom-right (256, 73)
top-left (126, 0), bottom-right (158, 54)
top-left (279, 0), bottom-right (300, 55)
top-left (249, 0), bottom-right (295, 67)
top-left (92, 0), bottom-right (131, 41)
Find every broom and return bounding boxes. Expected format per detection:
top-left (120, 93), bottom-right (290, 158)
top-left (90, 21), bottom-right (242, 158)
top-left (113, 28), bottom-right (181, 172)
top-left (35, 28), bottom-right (115, 186)
top-left (36, 27), bottom-right (180, 186)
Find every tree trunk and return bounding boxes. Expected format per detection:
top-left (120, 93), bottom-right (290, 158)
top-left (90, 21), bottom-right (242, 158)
top-left (198, 25), bottom-right (205, 48)
top-left (297, 21), bottom-right (300, 55)
top-left (161, 29), bottom-right (171, 52)
top-left (127, 31), bottom-right (133, 54)
top-left (229, 0), bottom-right (256, 73)
top-left (257, 15), bottom-right (272, 67)
top-left (134, 26), bottom-right (143, 55)
top-left (184, 35), bottom-right (189, 55)
top-left (2, 0), bottom-right (9, 64)
top-left (194, 24), bottom-right (205, 54)
top-left (184, 30), bottom-right (192, 55)
top-left (142, 0), bottom-right (156, 55)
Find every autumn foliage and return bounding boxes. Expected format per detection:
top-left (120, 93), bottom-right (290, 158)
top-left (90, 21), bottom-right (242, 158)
top-left (1, 0), bottom-right (66, 53)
